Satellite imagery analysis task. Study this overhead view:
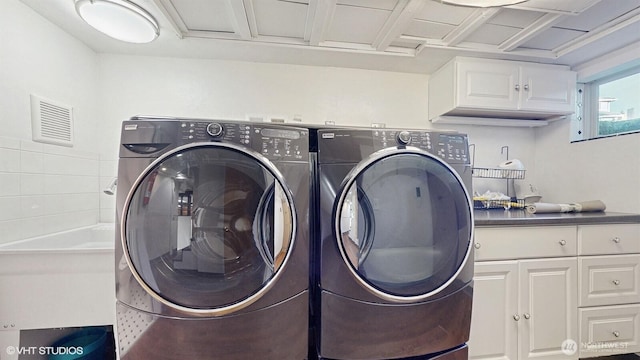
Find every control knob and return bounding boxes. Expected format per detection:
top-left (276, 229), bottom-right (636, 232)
top-left (397, 131), bottom-right (411, 145)
top-left (206, 123), bottom-right (224, 137)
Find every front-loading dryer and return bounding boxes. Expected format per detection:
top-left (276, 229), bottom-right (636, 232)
top-left (115, 117), bottom-right (309, 359)
top-left (312, 128), bottom-right (474, 360)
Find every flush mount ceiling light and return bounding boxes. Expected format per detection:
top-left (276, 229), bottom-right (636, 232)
top-left (436, 0), bottom-right (528, 7)
top-left (75, 0), bottom-right (159, 43)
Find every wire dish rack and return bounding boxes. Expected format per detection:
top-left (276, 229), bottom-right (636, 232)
top-left (473, 198), bottom-right (526, 210)
top-left (469, 145), bottom-right (526, 210)
top-left (472, 167), bottom-right (526, 180)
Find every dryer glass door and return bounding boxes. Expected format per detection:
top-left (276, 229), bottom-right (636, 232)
top-left (335, 150), bottom-right (472, 300)
top-left (123, 143), bottom-right (295, 314)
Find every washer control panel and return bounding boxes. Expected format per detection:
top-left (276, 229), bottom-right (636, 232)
top-left (372, 129), bottom-right (469, 164)
top-left (178, 121), bottom-right (308, 161)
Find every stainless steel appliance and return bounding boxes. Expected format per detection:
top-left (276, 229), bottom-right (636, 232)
top-left (311, 128), bottom-right (474, 360)
top-left (115, 117), bottom-right (309, 359)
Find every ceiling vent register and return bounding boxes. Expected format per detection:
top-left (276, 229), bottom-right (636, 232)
top-left (30, 94), bottom-right (74, 147)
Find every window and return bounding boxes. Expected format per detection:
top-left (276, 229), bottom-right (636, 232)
top-left (573, 66), bottom-right (640, 142)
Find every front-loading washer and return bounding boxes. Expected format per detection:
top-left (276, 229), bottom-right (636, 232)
top-left (114, 117), bottom-right (309, 359)
top-left (312, 127), bottom-right (474, 360)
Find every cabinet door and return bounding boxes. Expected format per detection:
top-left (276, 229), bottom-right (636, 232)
top-left (469, 261), bottom-right (519, 360)
top-left (456, 60), bottom-right (520, 110)
top-left (519, 66), bottom-right (576, 113)
top-left (519, 258), bottom-right (578, 360)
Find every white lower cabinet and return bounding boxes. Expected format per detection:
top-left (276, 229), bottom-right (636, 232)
top-left (470, 223), bottom-right (640, 359)
top-left (469, 226), bottom-right (579, 360)
top-left (577, 224), bottom-right (640, 358)
top-left (469, 258), bottom-right (578, 360)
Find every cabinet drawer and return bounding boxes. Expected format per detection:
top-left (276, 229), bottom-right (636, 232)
top-left (579, 255), bottom-right (640, 307)
top-left (579, 224), bottom-right (640, 255)
top-left (579, 304), bottom-right (640, 358)
top-left (474, 226), bottom-right (576, 261)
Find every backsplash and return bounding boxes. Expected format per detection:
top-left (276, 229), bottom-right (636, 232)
top-left (0, 136), bottom-right (104, 245)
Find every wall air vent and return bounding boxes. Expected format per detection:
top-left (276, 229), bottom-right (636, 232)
top-left (30, 94), bottom-right (74, 147)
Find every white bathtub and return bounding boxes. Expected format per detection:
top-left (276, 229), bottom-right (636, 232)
top-left (0, 223), bottom-right (115, 252)
top-left (0, 224), bottom-right (116, 358)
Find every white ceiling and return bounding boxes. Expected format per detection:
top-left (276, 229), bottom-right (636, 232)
top-left (19, 0), bottom-right (640, 74)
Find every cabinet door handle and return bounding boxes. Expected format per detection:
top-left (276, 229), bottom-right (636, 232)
top-left (515, 84), bottom-right (520, 91)
top-left (613, 237), bottom-right (621, 243)
top-left (474, 242), bottom-right (481, 249)
top-left (613, 280), bottom-right (621, 286)
top-left (524, 84), bottom-right (529, 91)
top-left (523, 313), bottom-right (531, 319)
top-left (613, 331), bottom-right (620, 338)
top-left (513, 314), bottom-right (520, 321)
top-left (559, 239), bottom-right (567, 246)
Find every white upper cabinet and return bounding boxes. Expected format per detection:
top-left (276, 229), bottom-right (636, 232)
top-left (428, 57), bottom-right (577, 124)
top-left (519, 65), bottom-right (577, 113)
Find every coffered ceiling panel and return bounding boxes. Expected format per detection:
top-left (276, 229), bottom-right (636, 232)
top-left (521, 27), bottom-right (585, 50)
top-left (414, 1), bottom-right (475, 25)
top-left (487, 8), bottom-right (544, 28)
top-left (508, 0), bottom-right (600, 14)
top-left (553, 0), bottom-right (640, 31)
top-left (338, 0), bottom-right (399, 11)
top-left (464, 23), bottom-right (522, 45)
top-left (170, 0), bottom-right (234, 33)
top-left (326, 4), bottom-right (392, 44)
top-left (19, 0), bottom-right (640, 74)
top-left (404, 19), bottom-right (454, 40)
top-left (253, 0), bottom-right (307, 38)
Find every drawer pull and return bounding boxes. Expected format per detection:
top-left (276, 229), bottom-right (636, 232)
top-left (523, 313), bottom-right (531, 320)
top-left (558, 239), bottom-right (567, 246)
top-left (613, 280), bottom-right (621, 286)
top-left (513, 314), bottom-right (520, 321)
top-left (613, 237), bottom-right (621, 243)
top-left (613, 331), bottom-right (620, 338)
top-left (474, 243), bottom-right (481, 249)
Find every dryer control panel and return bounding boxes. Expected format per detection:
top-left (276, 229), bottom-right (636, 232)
top-left (371, 129), bottom-right (469, 164)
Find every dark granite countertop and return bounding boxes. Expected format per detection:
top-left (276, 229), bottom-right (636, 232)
top-left (474, 210), bottom-right (640, 227)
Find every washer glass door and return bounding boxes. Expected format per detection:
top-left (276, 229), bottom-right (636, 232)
top-left (123, 143), bottom-right (295, 314)
top-left (335, 149), bottom-right (472, 301)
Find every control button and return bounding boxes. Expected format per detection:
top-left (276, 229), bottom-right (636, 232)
top-left (397, 131), bottom-right (411, 145)
top-left (206, 123), bottom-right (224, 137)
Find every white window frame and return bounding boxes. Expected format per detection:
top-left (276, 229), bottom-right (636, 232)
top-left (574, 66), bottom-right (640, 142)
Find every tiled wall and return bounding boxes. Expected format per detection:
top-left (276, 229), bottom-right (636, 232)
top-left (0, 136), bottom-right (101, 245)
